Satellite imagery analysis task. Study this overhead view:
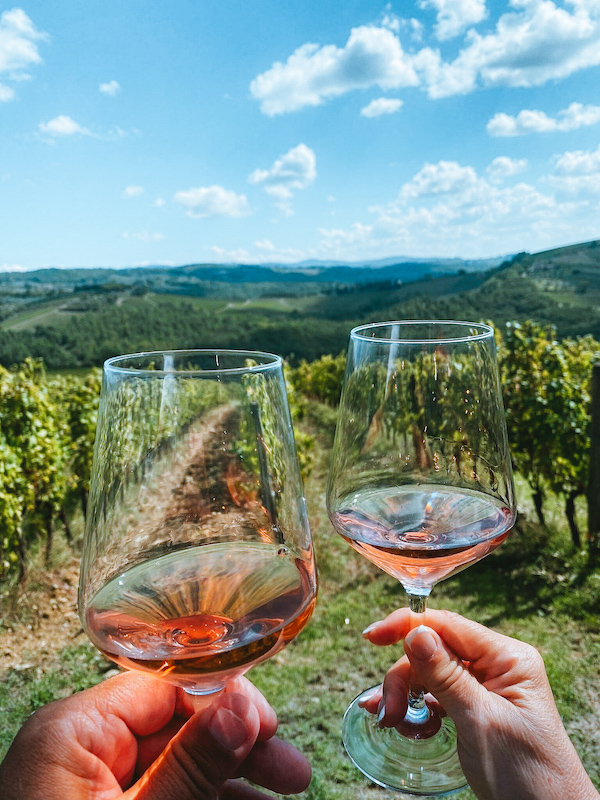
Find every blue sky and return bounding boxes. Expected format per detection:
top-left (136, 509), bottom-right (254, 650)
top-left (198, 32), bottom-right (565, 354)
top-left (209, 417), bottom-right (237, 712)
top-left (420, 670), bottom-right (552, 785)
top-left (2, 0), bottom-right (600, 270)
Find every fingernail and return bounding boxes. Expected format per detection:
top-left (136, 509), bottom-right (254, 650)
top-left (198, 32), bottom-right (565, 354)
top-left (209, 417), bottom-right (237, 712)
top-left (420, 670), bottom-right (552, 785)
top-left (377, 699), bottom-right (386, 727)
top-left (358, 686), bottom-right (380, 705)
top-left (362, 621), bottom-right (383, 637)
top-left (405, 625), bottom-right (438, 661)
top-left (209, 706), bottom-right (251, 751)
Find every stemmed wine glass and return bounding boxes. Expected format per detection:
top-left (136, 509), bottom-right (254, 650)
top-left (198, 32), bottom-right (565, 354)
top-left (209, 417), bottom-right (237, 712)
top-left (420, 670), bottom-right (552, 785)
top-left (78, 350), bottom-right (316, 699)
top-left (326, 321), bottom-right (516, 796)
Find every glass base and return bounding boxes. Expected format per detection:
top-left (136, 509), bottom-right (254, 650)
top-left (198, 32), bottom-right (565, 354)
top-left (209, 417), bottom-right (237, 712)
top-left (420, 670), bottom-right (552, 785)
top-left (183, 685), bottom-right (224, 696)
top-left (342, 688), bottom-right (468, 798)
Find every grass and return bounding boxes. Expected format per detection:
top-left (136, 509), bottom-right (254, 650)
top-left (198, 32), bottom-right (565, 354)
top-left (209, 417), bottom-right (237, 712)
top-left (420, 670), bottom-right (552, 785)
top-left (1, 416), bottom-right (599, 797)
top-left (1, 297), bottom-right (74, 331)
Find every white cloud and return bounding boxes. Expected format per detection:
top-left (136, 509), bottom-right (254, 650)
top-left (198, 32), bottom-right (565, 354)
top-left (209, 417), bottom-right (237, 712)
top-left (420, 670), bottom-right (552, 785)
top-left (254, 239), bottom-right (307, 261)
top-left (360, 97), bottom-right (403, 117)
top-left (255, 238), bottom-right (276, 252)
top-left (398, 160), bottom-right (479, 200)
top-left (251, 2), bottom-right (600, 112)
top-left (38, 115), bottom-right (92, 137)
top-left (381, 9), bottom-right (401, 33)
top-left (123, 185), bottom-right (144, 198)
top-left (249, 143), bottom-right (316, 200)
top-left (133, 260), bottom-right (175, 267)
top-left (210, 246), bottom-right (254, 262)
top-left (122, 231), bottom-right (164, 241)
top-left (153, 197), bottom-right (166, 207)
top-left (99, 79), bottom-right (120, 96)
top-left (554, 143), bottom-right (600, 175)
top-left (210, 241), bottom-right (308, 264)
top-left (423, 0), bottom-right (600, 99)
top-left (174, 185), bottom-right (250, 218)
top-left (487, 102), bottom-right (600, 136)
top-left (0, 82), bottom-right (15, 101)
top-left (550, 143), bottom-right (600, 194)
top-left (419, 0), bottom-right (487, 41)
top-left (0, 8), bottom-right (46, 72)
top-left (0, 262), bottom-right (28, 272)
top-left (317, 157), bottom-right (598, 260)
top-left (486, 156), bottom-right (528, 182)
top-left (250, 25), bottom-right (418, 115)
top-left (0, 8), bottom-right (46, 101)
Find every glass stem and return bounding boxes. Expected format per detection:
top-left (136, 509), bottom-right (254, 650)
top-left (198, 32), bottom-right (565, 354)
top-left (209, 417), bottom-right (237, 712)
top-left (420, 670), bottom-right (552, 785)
top-left (407, 592), bottom-right (428, 717)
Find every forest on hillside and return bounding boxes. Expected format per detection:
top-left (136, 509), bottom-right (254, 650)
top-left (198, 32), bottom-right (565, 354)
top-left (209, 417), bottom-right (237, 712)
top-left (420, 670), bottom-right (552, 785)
top-left (1, 240), bottom-right (600, 369)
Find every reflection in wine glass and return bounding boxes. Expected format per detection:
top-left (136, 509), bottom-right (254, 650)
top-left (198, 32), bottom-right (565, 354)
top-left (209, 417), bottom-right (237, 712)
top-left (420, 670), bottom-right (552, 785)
top-left (78, 350), bottom-right (316, 697)
top-left (327, 321), bottom-right (516, 796)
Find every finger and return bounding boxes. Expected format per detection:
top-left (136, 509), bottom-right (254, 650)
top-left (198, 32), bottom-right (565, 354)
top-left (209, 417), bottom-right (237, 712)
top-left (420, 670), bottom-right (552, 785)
top-left (87, 672), bottom-right (178, 737)
top-left (403, 625), bottom-right (488, 724)
top-left (125, 692), bottom-right (260, 800)
top-left (176, 678), bottom-right (278, 743)
top-left (377, 656), bottom-right (410, 728)
top-left (357, 685), bottom-right (382, 714)
top-left (364, 608), bottom-right (525, 678)
top-left (220, 779), bottom-right (277, 799)
top-left (238, 737), bottom-right (311, 794)
top-left (416, 610), bottom-right (523, 669)
top-left (136, 678), bottom-right (279, 777)
top-left (224, 678), bottom-right (278, 742)
top-left (362, 608), bottom-right (414, 646)
top-left (136, 719), bottom-right (186, 777)
top-left (423, 693), bottom-right (447, 719)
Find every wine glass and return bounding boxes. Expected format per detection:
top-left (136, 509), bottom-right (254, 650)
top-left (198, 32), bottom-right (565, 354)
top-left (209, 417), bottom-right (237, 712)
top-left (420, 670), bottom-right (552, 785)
top-left (326, 321), bottom-right (516, 796)
top-left (78, 349), bottom-right (316, 699)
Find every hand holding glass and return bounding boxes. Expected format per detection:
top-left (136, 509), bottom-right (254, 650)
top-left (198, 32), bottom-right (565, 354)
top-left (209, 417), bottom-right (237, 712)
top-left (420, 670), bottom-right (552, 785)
top-left (78, 350), bottom-right (316, 697)
top-left (326, 321), bottom-right (516, 796)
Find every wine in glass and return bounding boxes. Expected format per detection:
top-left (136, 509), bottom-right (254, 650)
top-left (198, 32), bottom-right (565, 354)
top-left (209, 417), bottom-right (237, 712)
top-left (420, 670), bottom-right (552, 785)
top-left (78, 349), bottom-right (316, 699)
top-left (327, 321), bottom-right (516, 796)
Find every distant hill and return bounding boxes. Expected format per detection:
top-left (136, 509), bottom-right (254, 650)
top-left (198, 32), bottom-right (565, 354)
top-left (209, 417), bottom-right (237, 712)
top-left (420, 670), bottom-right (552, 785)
top-left (362, 240), bottom-right (600, 339)
top-left (1, 240), bottom-right (599, 369)
top-left (0, 254), bottom-right (504, 289)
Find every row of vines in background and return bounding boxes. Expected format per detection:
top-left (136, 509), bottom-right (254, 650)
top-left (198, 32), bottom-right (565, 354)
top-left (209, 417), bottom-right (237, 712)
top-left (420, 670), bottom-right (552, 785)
top-left (0, 361), bottom-right (101, 578)
top-left (0, 320), bottom-right (598, 578)
top-left (0, 360), bottom-right (313, 579)
top-left (289, 322), bottom-right (600, 553)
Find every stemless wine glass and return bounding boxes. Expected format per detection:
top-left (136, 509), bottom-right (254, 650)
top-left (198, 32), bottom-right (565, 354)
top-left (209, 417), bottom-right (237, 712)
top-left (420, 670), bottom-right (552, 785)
top-left (78, 349), bottom-right (316, 700)
top-left (327, 321), bottom-right (516, 797)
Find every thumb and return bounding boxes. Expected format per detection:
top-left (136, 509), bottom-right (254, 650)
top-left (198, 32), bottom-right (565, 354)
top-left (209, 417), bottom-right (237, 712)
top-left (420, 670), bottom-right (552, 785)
top-left (127, 693), bottom-right (260, 800)
top-left (404, 625), bottom-right (487, 724)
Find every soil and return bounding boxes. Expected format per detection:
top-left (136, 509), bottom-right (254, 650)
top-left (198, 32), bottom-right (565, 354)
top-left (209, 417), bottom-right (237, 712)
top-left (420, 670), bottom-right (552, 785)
top-left (0, 558), bottom-right (84, 676)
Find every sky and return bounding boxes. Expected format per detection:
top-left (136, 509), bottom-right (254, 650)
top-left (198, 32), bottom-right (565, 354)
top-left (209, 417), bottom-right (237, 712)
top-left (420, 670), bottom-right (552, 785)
top-left (2, 0), bottom-right (600, 270)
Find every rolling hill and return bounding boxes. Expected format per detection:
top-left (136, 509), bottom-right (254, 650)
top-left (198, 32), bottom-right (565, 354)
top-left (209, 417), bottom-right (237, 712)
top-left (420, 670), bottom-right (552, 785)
top-left (1, 240), bottom-right (599, 368)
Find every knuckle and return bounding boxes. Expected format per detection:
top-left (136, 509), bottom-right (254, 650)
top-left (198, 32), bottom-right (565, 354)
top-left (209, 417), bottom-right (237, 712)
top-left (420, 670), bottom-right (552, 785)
top-left (432, 657), bottom-right (466, 695)
top-left (166, 737), bottom-right (219, 798)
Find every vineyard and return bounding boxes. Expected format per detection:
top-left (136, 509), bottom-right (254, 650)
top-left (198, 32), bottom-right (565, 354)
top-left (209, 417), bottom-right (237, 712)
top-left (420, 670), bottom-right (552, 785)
top-left (1, 322), bottom-right (600, 798)
top-left (1, 320), bottom-right (600, 579)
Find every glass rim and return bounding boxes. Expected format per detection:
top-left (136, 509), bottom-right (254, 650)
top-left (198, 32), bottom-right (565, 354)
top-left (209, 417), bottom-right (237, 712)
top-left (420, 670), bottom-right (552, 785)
top-left (350, 320), bottom-right (495, 345)
top-left (104, 348), bottom-right (283, 377)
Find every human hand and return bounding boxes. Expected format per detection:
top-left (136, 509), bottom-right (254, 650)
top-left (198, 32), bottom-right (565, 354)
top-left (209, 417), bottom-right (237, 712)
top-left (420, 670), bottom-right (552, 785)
top-left (0, 671), bottom-right (311, 800)
top-left (361, 608), bottom-right (599, 800)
